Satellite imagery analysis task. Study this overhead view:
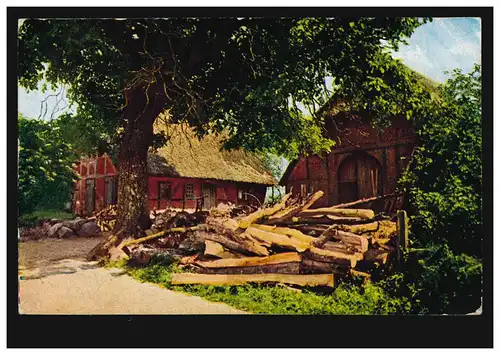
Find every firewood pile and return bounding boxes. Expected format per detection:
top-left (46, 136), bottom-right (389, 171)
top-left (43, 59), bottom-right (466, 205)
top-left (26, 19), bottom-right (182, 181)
top-left (120, 190), bottom-right (399, 289)
top-left (94, 205), bottom-right (117, 232)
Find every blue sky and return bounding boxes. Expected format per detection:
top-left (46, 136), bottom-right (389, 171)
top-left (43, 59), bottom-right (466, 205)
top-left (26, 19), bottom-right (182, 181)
top-left (18, 17), bottom-right (481, 120)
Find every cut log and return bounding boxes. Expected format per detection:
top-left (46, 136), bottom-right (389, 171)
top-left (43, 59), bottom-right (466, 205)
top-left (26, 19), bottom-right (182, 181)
top-left (171, 273), bottom-right (335, 288)
top-left (275, 216), bottom-right (362, 225)
top-left (203, 240), bottom-right (243, 259)
top-left (204, 233), bottom-right (268, 256)
top-left (238, 192), bottom-right (292, 229)
top-left (305, 247), bottom-right (359, 268)
top-left (233, 233), bottom-right (271, 256)
top-left (321, 227), bottom-right (369, 253)
top-left (179, 253), bottom-right (201, 265)
top-left (300, 259), bottom-right (350, 274)
top-left (267, 191), bottom-right (324, 223)
top-left (332, 222), bottom-right (380, 235)
top-left (244, 226), bottom-right (311, 252)
top-left (363, 249), bottom-right (389, 264)
top-left (195, 252), bottom-right (301, 268)
top-left (250, 224), bottom-right (315, 244)
top-left (322, 241), bottom-right (354, 254)
top-left (299, 208), bottom-right (375, 219)
top-left (197, 262), bottom-right (301, 275)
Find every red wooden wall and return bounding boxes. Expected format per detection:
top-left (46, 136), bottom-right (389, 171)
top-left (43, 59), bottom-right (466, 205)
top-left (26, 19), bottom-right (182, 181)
top-left (284, 116), bottom-right (417, 208)
top-left (73, 154), bottom-right (268, 216)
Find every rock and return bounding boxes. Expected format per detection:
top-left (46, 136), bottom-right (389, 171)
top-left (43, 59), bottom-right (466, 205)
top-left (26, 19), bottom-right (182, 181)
top-left (76, 221), bottom-right (101, 237)
top-left (62, 218), bottom-right (87, 231)
top-left (48, 223), bottom-right (64, 238)
top-left (57, 226), bottom-right (75, 238)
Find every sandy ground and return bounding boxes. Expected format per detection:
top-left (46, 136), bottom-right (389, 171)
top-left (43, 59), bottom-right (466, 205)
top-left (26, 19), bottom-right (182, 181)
top-left (18, 237), bottom-right (246, 315)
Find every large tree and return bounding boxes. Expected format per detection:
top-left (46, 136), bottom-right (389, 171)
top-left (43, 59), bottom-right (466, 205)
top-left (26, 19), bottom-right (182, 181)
top-left (18, 17), bottom-right (429, 257)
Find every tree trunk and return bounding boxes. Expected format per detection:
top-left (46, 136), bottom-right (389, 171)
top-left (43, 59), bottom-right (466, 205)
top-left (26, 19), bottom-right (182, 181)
top-left (88, 83), bottom-right (166, 261)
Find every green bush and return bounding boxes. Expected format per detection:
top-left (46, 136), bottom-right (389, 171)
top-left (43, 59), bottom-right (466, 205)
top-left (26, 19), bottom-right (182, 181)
top-left (398, 64), bottom-right (483, 314)
top-left (18, 114), bottom-right (78, 215)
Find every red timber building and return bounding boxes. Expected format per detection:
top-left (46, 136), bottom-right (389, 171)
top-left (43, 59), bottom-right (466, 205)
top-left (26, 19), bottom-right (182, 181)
top-left (73, 124), bottom-right (277, 216)
top-left (280, 107), bottom-right (418, 212)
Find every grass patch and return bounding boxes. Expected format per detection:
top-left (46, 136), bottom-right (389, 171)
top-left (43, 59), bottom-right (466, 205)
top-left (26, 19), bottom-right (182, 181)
top-left (19, 209), bottom-right (74, 227)
top-left (121, 261), bottom-right (412, 315)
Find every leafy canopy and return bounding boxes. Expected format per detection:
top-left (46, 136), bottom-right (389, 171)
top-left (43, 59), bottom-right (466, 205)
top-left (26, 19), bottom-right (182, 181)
top-left (19, 17), bottom-right (429, 159)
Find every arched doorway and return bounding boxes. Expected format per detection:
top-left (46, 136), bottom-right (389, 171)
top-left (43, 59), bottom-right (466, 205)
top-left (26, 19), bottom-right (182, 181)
top-left (338, 152), bottom-right (382, 204)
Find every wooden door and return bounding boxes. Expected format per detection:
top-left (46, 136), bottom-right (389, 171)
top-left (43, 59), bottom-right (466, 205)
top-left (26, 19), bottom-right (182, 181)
top-left (85, 179), bottom-right (96, 215)
top-left (338, 153), bottom-right (381, 204)
top-left (357, 154), bottom-right (381, 200)
top-left (203, 184), bottom-right (216, 210)
top-left (338, 156), bottom-right (358, 203)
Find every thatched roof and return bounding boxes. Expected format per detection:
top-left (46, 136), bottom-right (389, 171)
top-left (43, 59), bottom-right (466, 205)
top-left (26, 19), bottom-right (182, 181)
top-left (148, 123), bottom-right (277, 186)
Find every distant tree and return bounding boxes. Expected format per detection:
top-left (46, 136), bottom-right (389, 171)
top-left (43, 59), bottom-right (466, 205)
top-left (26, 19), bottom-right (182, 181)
top-left (55, 112), bottom-right (116, 160)
top-left (18, 17), bottom-right (429, 257)
top-left (18, 113), bottom-right (78, 216)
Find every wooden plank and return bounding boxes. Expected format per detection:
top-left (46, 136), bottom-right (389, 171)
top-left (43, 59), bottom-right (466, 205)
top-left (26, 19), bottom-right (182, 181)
top-left (195, 252), bottom-right (301, 268)
top-left (238, 192), bottom-right (292, 229)
top-left (198, 262), bottom-right (301, 275)
top-left (298, 207), bottom-right (375, 219)
top-left (203, 240), bottom-right (243, 259)
top-left (250, 224), bottom-right (315, 244)
top-left (244, 226), bottom-right (311, 252)
top-left (171, 273), bottom-right (335, 288)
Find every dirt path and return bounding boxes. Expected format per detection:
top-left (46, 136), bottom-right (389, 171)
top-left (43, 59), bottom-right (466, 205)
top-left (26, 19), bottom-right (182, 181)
top-left (18, 237), bottom-right (246, 315)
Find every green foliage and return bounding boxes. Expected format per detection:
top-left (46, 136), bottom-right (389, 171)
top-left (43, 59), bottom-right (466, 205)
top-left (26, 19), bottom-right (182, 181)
top-left (397, 65), bottom-right (483, 314)
top-left (401, 65), bottom-right (482, 256)
top-left (405, 245), bottom-right (482, 314)
top-left (126, 262), bottom-right (411, 315)
top-left (18, 113), bottom-right (78, 215)
top-left (18, 18), bottom-right (429, 159)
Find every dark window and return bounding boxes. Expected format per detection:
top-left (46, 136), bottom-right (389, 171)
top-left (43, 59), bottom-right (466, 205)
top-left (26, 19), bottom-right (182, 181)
top-left (184, 183), bottom-right (194, 200)
top-left (158, 182), bottom-right (172, 201)
top-left (239, 186), bottom-right (254, 201)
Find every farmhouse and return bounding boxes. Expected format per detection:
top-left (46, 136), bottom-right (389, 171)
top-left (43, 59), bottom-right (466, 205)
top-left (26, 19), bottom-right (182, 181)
top-left (73, 124), bottom-right (277, 216)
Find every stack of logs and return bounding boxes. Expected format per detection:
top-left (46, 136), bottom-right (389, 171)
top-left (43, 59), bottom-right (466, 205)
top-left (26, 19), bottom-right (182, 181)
top-left (120, 190), bottom-right (399, 289)
top-left (94, 205), bottom-right (117, 232)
